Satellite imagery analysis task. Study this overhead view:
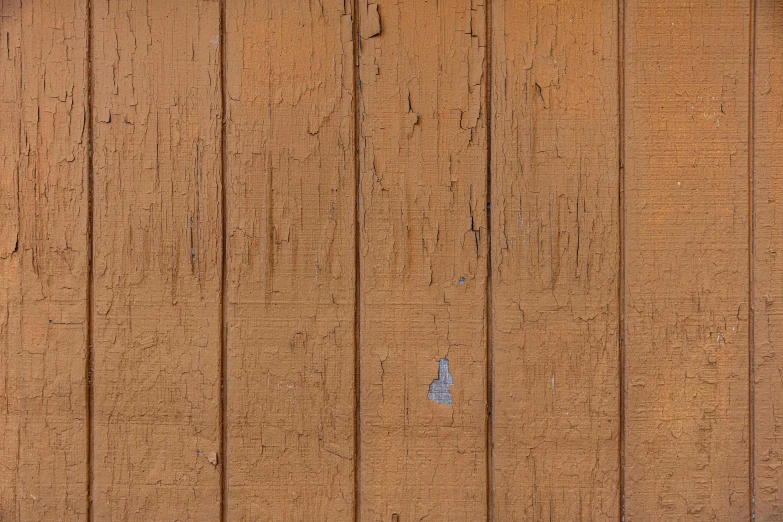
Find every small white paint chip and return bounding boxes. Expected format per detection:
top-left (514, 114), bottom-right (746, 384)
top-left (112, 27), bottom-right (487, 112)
top-left (207, 452), bottom-right (218, 466)
top-left (428, 358), bottom-right (454, 406)
top-left (458, 277), bottom-right (466, 285)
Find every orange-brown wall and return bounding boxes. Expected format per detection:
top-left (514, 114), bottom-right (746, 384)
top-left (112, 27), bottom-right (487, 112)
top-left (0, 0), bottom-right (779, 520)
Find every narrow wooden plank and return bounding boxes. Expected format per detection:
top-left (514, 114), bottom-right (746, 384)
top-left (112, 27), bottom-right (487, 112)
top-left (490, 1), bottom-right (621, 520)
top-left (0, 1), bottom-right (90, 519)
top-left (91, 1), bottom-right (222, 518)
top-left (624, 1), bottom-right (751, 518)
top-left (357, 0), bottom-right (488, 519)
top-left (224, 1), bottom-right (356, 520)
top-left (754, 1), bottom-right (783, 518)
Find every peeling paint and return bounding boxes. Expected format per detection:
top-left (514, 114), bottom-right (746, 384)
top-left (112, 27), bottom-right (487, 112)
top-left (363, 3), bottom-right (381, 38)
top-left (428, 358), bottom-right (454, 406)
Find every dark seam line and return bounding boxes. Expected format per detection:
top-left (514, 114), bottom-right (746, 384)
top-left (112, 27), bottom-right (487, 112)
top-left (748, 0), bottom-right (757, 518)
top-left (12, 8), bottom-right (22, 518)
top-left (353, 1), bottom-right (362, 521)
top-left (219, 1), bottom-right (229, 521)
top-left (484, 0), bottom-right (493, 521)
top-left (86, 0), bottom-right (94, 519)
top-left (618, 0), bottom-right (626, 519)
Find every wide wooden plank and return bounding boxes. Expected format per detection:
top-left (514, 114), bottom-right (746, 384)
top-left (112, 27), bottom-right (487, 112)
top-left (0, 1), bottom-right (90, 520)
top-left (624, 1), bottom-right (751, 518)
top-left (754, 1), bottom-right (783, 518)
top-left (224, 0), bottom-right (356, 520)
top-left (91, 1), bottom-right (223, 518)
top-left (357, 0), bottom-right (488, 519)
top-left (490, 1), bottom-right (621, 520)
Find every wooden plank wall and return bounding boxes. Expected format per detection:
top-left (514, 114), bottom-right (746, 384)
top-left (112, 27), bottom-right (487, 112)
top-left (1, 0), bottom-right (782, 521)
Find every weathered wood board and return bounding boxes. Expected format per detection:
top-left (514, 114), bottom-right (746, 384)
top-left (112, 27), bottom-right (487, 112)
top-left (624, 1), bottom-right (751, 518)
top-left (491, 1), bottom-right (621, 520)
top-left (1, 1), bottom-right (90, 520)
top-left (357, 0), bottom-right (488, 520)
top-left (91, 1), bottom-right (223, 519)
top-left (224, 0), bottom-right (356, 520)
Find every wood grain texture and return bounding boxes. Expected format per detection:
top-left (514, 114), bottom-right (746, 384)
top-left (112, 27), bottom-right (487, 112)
top-left (490, 1), bottom-right (621, 520)
top-left (224, 0), bottom-right (356, 520)
top-left (91, 1), bottom-right (222, 519)
top-left (357, 0), bottom-right (488, 519)
top-left (624, 1), bottom-right (751, 519)
top-left (754, 1), bottom-right (783, 519)
top-left (0, 1), bottom-right (90, 520)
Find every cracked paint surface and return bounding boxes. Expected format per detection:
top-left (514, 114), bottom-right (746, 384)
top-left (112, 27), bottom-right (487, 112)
top-left (0, 0), bottom-right (771, 520)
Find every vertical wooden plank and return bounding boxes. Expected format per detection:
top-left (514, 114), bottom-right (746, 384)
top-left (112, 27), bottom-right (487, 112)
top-left (91, 1), bottom-right (222, 518)
top-left (624, 1), bottom-right (750, 519)
top-left (357, 0), bottom-right (488, 520)
top-left (754, 1), bottom-right (783, 518)
top-left (0, 1), bottom-right (90, 520)
top-left (490, 1), bottom-right (621, 520)
top-left (224, 0), bottom-right (356, 520)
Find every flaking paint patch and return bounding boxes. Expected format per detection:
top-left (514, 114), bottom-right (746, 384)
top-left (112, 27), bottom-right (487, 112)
top-left (428, 358), bottom-right (454, 406)
top-left (363, 3), bottom-right (381, 38)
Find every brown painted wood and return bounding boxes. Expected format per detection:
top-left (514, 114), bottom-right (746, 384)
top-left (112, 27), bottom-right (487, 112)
top-left (357, 0), bottom-right (489, 519)
top-left (91, 1), bottom-right (223, 518)
top-left (0, 1), bottom-right (90, 519)
top-left (753, 1), bottom-right (783, 519)
top-left (223, 0), bottom-right (357, 520)
top-left (490, 1), bottom-right (622, 520)
top-left (2, 3), bottom-right (777, 520)
top-left (624, 1), bottom-right (751, 519)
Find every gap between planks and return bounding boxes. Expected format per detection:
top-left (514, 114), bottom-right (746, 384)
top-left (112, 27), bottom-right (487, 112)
top-left (485, 0), bottom-right (495, 521)
top-left (352, 0), bottom-right (363, 521)
top-left (219, 0), bottom-right (230, 521)
top-left (618, 0), bottom-right (627, 519)
top-left (748, 0), bottom-right (758, 518)
top-left (86, 0), bottom-right (95, 519)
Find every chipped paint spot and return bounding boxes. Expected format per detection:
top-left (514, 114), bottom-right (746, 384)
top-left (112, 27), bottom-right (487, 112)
top-left (363, 3), bottom-right (381, 38)
top-left (428, 358), bottom-right (454, 406)
top-left (207, 452), bottom-right (218, 466)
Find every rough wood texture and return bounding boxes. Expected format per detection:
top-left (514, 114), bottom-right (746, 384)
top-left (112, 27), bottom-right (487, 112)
top-left (357, 0), bottom-right (488, 519)
top-left (491, 1), bottom-right (621, 520)
top-left (224, 0), bottom-right (356, 520)
top-left (0, 1), bottom-right (90, 520)
top-left (754, 1), bottom-right (783, 518)
top-left (624, 1), bottom-right (751, 519)
top-left (91, 1), bottom-right (223, 519)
